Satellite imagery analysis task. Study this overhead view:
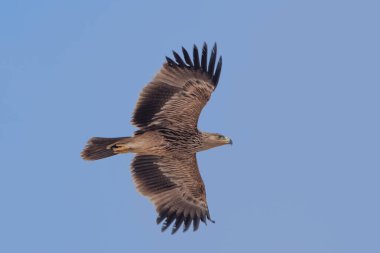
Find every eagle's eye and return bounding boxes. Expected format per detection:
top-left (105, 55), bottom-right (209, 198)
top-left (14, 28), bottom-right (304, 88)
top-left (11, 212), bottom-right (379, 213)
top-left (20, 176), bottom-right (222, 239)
top-left (217, 135), bottom-right (225, 140)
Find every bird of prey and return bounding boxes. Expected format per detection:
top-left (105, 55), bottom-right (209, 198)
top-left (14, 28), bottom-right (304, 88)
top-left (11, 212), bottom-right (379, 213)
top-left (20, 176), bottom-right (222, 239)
top-left (81, 42), bottom-right (231, 234)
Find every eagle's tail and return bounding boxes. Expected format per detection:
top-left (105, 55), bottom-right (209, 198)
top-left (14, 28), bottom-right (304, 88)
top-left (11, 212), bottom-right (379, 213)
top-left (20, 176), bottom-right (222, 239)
top-left (81, 137), bottom-right (132, 161)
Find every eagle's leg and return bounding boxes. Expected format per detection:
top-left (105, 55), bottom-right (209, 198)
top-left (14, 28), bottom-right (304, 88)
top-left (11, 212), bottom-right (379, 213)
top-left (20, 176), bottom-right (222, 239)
top-left (106, 143), bottom-right (130, 153)
top-left (115, 145), bottom-right (130, 153)
top-left (106, 138), bottom-right (133, 154)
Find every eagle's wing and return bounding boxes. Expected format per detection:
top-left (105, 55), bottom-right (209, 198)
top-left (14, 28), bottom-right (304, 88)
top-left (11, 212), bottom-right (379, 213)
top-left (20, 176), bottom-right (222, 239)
top-left (131, 154), bottom-right (213, 234)
top-left (132, 43), bottom-right (222, 130)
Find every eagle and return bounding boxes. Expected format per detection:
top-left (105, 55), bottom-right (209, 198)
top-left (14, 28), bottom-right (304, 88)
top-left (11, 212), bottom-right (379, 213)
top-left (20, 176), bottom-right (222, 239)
top-left (81, 43), bottom-right (231, 234)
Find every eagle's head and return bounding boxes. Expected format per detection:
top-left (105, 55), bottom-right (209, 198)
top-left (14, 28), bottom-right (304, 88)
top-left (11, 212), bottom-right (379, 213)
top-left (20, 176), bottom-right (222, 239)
top-left (200, 132), bottom-right (232, 151)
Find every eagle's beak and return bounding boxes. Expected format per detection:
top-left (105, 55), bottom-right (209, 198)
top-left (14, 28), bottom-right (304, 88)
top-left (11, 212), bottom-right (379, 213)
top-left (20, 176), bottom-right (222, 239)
top-left (226, 137), bottom-right (233, 145)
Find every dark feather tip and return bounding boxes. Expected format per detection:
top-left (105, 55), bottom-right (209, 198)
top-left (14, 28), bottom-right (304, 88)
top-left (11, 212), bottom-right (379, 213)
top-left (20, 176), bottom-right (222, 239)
top-left (182, 47), bottom-right (193, 67)
top-left (161, 213), bottom-right (176, 232)
top-left (171, 215), bottom-right (184, 234)
top-left (166, 56), bottom-right (176, 67)
top-left (212, 56), bottom-right (222, 87)
top-left (183, 216), bottom-right (192, 232)
top-left (172, 51), bottom-right (186, 67)
top-left (193, 44), bottom-right (200, 69)
top-left (201, 42), bottom-right (208, 72)
top-left (193, 217), bottom-right (200, 231)
top-left (208, 43), bottom-right (217, 77)
top-left (200, 215), bottom-right (207, 225)
top-left (156, 209), bottom-right (168, 224)
top-left (207, 212), bottom-right (215, 223)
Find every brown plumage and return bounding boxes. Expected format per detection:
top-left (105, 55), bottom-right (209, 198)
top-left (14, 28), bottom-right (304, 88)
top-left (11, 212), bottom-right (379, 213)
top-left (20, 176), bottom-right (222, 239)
top-left (81, 43), bottom-right (231, 234)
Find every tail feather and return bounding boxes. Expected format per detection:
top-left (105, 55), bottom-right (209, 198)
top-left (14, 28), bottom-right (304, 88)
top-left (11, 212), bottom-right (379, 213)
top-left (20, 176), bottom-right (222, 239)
top-left (81, 137), bottom-right (130, 161)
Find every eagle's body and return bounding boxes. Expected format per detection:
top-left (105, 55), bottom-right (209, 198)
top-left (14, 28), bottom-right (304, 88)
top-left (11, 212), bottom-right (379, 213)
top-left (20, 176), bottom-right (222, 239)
top-left (81, 43), bottom-right (231, 234)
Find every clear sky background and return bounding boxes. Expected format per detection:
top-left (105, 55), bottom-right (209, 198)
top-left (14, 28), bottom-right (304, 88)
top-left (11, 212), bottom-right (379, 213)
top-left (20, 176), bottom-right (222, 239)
top-left (1, 0), bottom-right (379, 252)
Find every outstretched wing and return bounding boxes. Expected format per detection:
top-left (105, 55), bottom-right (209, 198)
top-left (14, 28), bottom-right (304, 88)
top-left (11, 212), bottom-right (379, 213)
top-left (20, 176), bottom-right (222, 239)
top-left (132, 43), bottom-right (222, 130)
top-left (131, 154), bottom-right (214, 234)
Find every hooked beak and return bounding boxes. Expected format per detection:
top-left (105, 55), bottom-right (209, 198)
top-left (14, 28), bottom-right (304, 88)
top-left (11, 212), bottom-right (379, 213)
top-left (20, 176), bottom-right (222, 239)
top-left (226, 137), bottom-right (233, 145)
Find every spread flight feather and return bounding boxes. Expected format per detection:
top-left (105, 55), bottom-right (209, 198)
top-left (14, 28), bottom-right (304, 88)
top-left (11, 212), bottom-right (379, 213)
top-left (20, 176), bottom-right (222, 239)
top-left (81, 43), bottom-right (230, 234)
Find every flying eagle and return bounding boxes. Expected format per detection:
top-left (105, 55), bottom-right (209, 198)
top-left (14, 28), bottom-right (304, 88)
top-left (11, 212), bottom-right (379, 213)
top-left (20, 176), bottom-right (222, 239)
top-left (81, 43), bottom-right (231, 234)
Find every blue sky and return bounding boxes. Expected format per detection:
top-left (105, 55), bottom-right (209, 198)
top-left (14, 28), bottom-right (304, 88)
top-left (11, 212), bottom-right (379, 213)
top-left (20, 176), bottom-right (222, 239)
top-left (1, 0), bottom-right (379, 252)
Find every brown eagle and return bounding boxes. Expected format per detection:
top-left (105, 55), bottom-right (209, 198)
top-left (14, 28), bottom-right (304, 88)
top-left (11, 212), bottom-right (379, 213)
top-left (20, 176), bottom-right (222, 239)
top-left (81, 43), bottom-right (231, 234)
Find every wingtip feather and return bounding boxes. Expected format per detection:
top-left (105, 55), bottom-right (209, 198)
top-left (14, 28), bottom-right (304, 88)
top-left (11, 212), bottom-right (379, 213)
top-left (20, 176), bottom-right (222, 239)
top-left (172, 50), bottom-right (186, 67)
top-left (212, 56), bottom-right (222, 86)
top-left (201, 42), bottom-right (208, 72)
top-left (166, 56), bottom-right (176, 66)
top-left (193, 44), bottom-right (200, 69)
top-left (208, 42), bottom-right (217, 77)
top-left (182, 47), bottom-right (193, 67)
top-left (165, 43), bottom-right (222, 87)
